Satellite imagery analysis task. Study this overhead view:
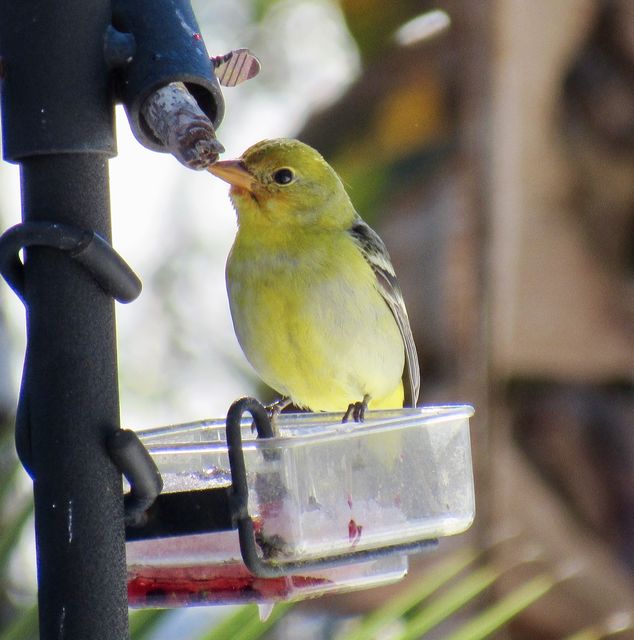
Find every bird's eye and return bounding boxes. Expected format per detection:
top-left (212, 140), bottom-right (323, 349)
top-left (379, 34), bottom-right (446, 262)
top-left (273, 168), bottom-right (294, 185)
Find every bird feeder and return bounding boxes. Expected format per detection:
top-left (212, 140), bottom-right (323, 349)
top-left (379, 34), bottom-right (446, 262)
top-left (123, 398), bottom-right (475, 607)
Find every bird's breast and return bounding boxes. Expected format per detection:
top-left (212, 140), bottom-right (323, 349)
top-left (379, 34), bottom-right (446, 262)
top-left (225, 231), bottom-right (404, 410)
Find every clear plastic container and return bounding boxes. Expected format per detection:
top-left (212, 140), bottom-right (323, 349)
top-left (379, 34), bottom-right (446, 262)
top-left (126, 405), bottom-right (475, 606)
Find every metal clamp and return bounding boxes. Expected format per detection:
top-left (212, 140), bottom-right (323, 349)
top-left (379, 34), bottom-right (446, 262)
top-left (124, 396), bottom-right (274, 541)
top-left (108, 429), bottom-right (164, 528)
top-left (0, 221), bottom-right (142, 475)
top-left (0, 221), bottom-right (141, 305)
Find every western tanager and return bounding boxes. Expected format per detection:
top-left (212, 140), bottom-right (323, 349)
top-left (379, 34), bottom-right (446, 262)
top-left (208, 139), bottom-right (419, 421)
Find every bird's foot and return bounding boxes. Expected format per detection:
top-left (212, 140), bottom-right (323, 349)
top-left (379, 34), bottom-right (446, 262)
top-left (342, 395), bottom-right (369, 423)
top-left (262, 397), bottom-right (292, 435)
top-left (266, 396), bottom-right (292, 420)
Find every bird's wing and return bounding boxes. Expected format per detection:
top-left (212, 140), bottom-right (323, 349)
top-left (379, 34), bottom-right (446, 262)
top-left (348, 220), bottom-right (420, 407)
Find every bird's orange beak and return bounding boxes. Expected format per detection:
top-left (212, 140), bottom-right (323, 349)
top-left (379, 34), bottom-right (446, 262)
top-left (208, 159), bottom-right (254, 192)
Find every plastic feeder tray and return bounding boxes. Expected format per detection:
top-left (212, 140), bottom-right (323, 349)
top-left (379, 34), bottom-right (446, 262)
top-left (128, 535), bottom-right (409, 607)
top-left (126, 405), bottom-right (475, 606)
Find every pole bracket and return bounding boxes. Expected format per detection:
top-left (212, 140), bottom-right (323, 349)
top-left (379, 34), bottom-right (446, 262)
top-left (108, 428), bottom-right (164, 528)
top-left (0, 221), bottom-right (141, 305)
top-left (0, 220), bottom-right (142, 475)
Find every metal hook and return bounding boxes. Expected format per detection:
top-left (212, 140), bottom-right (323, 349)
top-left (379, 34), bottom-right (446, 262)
top-left (0, 221), bottom-right (141, 304)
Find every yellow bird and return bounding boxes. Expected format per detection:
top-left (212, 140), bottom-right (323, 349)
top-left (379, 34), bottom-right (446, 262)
top-left (208, 138), bottom-right (419, 421)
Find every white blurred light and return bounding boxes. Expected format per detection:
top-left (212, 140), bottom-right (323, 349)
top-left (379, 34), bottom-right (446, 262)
top-left (394, 9), bottom-right (451, 47)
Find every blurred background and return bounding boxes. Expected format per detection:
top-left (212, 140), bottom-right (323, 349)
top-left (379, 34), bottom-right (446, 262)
top-left (0, 0), bottom-right (633, 638)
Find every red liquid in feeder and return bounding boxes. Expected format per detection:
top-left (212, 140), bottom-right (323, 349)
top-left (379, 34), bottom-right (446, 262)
top-left (127, 563), bottom-right (331, 607)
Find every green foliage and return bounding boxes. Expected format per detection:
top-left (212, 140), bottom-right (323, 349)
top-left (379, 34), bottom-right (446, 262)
top-left (196, 603), bottom-right (294, 640)
top-left (442, 574), bottom-right (555, 640)
top-left (345, 547), bottom-right (480, 640)
top-left (0, 604), bottom-right (37, 640)
top-left (128, 609), bottom-right (170, 640)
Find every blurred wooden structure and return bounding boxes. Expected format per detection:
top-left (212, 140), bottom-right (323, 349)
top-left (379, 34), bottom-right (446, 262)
top-left (488, 1), bottom-right (634, 636)
top-left (489, 0), bottom-right (633, 382)
top-left (300, 0), bottom-right (634, 636)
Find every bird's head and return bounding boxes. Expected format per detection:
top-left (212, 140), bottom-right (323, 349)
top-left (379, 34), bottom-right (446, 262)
top-left (208, 139), bottom-right (355, 231)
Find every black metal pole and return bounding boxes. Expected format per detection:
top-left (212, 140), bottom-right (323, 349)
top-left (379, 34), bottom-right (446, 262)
top-left (0, 1), bottom-right (128, 638)
top-left (22, 156), bottom-right (128, 639)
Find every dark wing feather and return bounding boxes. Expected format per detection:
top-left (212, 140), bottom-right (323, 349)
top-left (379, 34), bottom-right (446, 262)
top-left (348, 220), bottom-right (420, 407)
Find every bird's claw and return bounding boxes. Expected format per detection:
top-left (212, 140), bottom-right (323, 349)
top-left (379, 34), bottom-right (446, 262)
top-left (259, 397), bottom-right (291, 435)
top-left (342, 395), bottom-right (369, 423)
top-left (265, 397), bottom-right (291, 419)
